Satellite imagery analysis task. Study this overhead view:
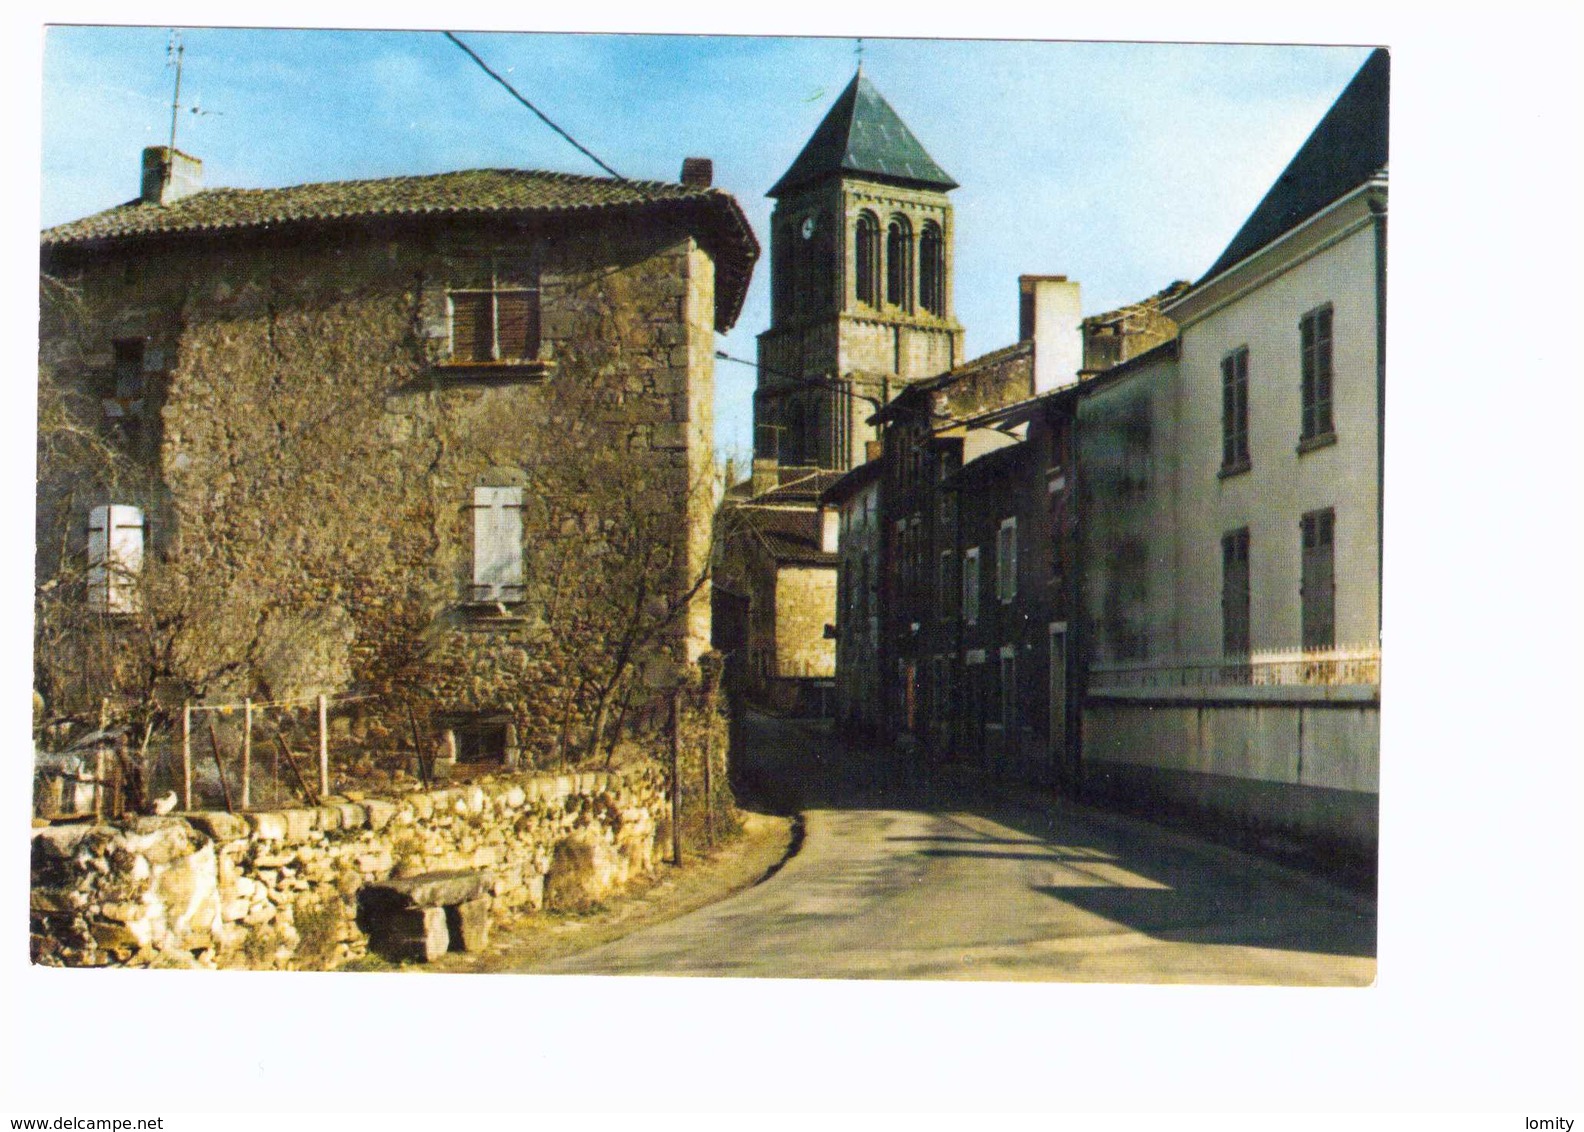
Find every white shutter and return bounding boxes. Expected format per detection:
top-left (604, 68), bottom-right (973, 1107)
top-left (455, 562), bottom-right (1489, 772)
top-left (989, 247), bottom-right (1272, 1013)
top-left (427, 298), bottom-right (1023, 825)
top-left (998, 518), bottom-right (1018, 603)
top-left (472, 486), bottom-right (525, 603)
top-left (88, 504), bottom-right (143, 613)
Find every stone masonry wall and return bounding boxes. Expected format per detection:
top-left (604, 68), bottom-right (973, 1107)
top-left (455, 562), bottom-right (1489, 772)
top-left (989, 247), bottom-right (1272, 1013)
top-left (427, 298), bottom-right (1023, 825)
top-left (38, 213), bottom-right (718, 761)
top-left (30, 765), bottom-right (667, 970)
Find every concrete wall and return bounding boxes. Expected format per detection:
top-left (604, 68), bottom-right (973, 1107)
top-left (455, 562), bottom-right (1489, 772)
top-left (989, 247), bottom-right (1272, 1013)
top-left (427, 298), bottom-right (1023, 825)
top-left (1083, 689), bottom-right (1378, 855)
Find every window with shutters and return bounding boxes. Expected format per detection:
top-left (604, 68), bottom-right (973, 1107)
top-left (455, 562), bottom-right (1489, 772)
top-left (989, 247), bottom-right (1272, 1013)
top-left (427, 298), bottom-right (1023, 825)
top-left (448, 280), bottom-right (541, 366)
top-left (1221, 346), bottom-right (1250, 474)
top-left (963, 547), bottom-right (980, 626)
top-left (1222, 527), bottom-right (1251, 656)
top-left (87, 504), bottom-right (144, 614)
top-left (997, 517), bottom-right (1018, 604)
top-left (1299, 304), bottom-right (1335, 447)
top-left (470, 486), bottom-right (525, 605)
top-left (1300, 508), bottom-right (1336, 650)
top-left (1000, 651), bottom-right (1017, 735)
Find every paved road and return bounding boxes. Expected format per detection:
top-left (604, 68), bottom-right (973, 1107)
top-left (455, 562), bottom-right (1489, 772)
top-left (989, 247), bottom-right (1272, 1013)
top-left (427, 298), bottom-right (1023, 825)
top-left (538, 713), bottom-right (1376, 984)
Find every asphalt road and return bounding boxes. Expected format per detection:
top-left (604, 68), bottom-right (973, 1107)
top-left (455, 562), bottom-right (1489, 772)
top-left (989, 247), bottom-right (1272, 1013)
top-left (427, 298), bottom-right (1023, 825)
top-left (537, 712), bottom-right (1376, 984)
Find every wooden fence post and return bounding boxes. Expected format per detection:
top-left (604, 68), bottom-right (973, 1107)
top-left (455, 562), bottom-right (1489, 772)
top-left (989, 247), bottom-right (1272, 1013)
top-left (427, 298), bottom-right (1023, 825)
top-left (317, 694), bottom-right (329, 799)
top-left (670, 687), bottom-right (683, 867)
top-left (242, 698), bottom-right (253, 810)
top-left (181, 703), bottom-right (193, 811)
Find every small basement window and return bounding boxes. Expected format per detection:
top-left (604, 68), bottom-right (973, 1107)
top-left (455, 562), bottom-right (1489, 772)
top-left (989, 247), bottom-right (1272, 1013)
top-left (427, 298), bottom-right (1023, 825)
top-left (441, 716), bottom-right (511, 765)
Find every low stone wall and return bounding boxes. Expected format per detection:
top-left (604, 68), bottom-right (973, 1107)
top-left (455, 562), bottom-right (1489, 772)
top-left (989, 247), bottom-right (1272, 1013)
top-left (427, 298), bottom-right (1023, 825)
top-left (30, 766), bottom-right (668, 969)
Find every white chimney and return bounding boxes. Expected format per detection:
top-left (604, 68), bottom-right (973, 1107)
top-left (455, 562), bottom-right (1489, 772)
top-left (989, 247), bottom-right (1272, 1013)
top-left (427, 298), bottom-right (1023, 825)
top-left (1021, 275), bottom-right (1083, 394)
top-left (141, 147), bottom-right (203, 206)
top-left (819, 506), bottom-right (840, 554)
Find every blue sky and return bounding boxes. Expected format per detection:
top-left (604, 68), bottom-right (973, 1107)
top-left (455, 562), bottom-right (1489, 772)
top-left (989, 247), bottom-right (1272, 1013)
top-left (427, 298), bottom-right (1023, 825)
top-left (40, 27), bottom-right (1371, 463)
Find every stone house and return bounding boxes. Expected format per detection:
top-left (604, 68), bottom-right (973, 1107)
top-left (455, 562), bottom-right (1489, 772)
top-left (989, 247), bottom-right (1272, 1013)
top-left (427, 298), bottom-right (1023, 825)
top-left (37, 147), bottom-right (757, 767)
top-left (715, 462), bottom-right (843, 715)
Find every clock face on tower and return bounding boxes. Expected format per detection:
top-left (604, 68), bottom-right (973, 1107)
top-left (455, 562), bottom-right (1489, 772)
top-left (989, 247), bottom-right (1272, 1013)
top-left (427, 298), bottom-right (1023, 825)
top-left (800, 215), bottom-right (816, 240)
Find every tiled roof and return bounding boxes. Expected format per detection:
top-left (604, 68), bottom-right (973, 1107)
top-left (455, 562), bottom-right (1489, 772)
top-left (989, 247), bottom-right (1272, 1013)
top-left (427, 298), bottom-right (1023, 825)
top-left (40, 167), bottom-right (760, 332)
top-left (770, 71), bottom-right (957, 197)
top-left (732, 505), bottom-right (836, 566)
top-left (1198, 48), bottom-right (1388, 283)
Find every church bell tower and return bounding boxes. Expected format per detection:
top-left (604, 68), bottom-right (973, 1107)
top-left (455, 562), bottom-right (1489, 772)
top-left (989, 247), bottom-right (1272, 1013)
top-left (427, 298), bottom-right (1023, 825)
top-left (756, 70), bottom-right (965, 471)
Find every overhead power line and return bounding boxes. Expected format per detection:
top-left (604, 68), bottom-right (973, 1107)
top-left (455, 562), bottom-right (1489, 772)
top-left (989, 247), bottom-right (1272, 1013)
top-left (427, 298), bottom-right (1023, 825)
top-left (442, 31), bottom-right (628, 183)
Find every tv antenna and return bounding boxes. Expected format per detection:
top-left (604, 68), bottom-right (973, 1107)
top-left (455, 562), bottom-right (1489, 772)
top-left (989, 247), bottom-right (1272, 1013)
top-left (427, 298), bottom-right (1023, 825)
top-left (166, 29), bottom-right (184, 152)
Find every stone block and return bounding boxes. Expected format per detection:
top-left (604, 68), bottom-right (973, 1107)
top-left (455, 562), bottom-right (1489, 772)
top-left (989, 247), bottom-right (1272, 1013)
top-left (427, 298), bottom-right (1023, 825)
top-left (359, 869), bottom-right (489, 911)
top-left (186, 812), bottom-right (248, 842)
top-left (280, 809), bottom-right (316, 841)
top-left (247, 812), bottom-right (289, 841)
top-left (446, 897), bottom-right (491, 952)
top-left (31, 825), bottom-right (91, 860)
top-left (363, 799), bottom-right (397, 831)
top-left (335, 803), bottom-right (367, 830)
top-left (314, 806), bottom-right (343, 832)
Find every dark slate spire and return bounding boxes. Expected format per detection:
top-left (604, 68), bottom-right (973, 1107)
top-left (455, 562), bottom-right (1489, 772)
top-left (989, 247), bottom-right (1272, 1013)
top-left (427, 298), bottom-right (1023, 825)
top-left (769, 71), bottom-right (957, 198)
top-left (1199, 47), bottom-right (1390, 282)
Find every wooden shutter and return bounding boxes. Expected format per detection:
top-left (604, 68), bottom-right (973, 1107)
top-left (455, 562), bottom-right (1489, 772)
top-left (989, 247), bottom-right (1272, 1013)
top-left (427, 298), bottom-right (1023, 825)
top-left (1222, 528), bottom-right (1250, 656)
top-left (450, 293), bottom-right (492, 363)
top-left (88, 504), bottom-right (143, 613)
top-left (495, 289), bottom-right (539, 362)
top-left (1301, 509), bottom-right (1335, 650)
top-left (472, 486), bottom-right (525, 603)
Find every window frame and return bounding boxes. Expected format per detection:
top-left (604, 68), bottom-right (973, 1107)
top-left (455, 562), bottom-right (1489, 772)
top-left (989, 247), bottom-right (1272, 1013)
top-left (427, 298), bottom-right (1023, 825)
top-left (1300, 507), bottom-right (1337, 650)
top-left (445, 276), bottom-right (543, 370)
top-left (1220, 345), bottom-right (1250, 474)
top-left (997, 517), bottom-right (1018, 604)
top-left (1299, 304), bottom-right (1336, 447)
top-left (1221, 526), bottom-right (1251, 657)
top-left (963, 546), bottom-right (981, 626)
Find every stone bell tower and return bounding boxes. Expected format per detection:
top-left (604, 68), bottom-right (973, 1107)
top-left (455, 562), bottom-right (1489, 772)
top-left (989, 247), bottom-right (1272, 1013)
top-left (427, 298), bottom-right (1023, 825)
top-left (755, 69), bottom-right (966, 471)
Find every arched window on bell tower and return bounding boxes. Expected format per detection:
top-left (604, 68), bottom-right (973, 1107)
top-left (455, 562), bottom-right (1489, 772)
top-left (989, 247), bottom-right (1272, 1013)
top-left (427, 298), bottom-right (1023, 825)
top-left (920, 220), bottom-right (945, 316)
top-left (855, 211), bottom-right (881, 307)
top-left (886, 214), bottom-right (913, 311)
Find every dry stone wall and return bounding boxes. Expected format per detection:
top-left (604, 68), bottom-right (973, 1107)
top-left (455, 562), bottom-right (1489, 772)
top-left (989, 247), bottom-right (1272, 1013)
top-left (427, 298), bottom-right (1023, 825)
top-left (30, 765), bottom-right (667, 970)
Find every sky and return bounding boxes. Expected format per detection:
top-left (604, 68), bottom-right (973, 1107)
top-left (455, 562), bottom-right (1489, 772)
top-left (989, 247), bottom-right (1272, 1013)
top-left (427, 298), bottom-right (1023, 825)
top-left (38, 27), bottom-right (1372, 464)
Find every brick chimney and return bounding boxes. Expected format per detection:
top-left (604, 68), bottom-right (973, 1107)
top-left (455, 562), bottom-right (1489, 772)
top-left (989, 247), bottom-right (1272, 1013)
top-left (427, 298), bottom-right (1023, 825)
top-left (680, 157), bottom-right (713, 189)
top-left (141, 147), bottom-right (203, 206)
top-left (1020, 274), bottom-right (1083, 394)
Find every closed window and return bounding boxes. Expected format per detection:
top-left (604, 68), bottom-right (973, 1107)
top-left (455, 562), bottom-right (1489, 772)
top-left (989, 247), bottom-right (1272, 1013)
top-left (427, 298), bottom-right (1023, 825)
top-left (963, 547), bottom-right (981, 625)
top-left (1221, 527), bottom-right (1251, 656)
top-left (87, 504), bottom-right (144, 613)
top-left (1221, 346), bottom-right (1250, 470)
top-left (449, 284), bottom-right (540, 364)
top-left (1301, 508), bottom-right (1336, 650)
top-left (1000, 651), bottom-right (1017, 733)
top-left (1300, 304), bottom-right (1335, 441)
top-left (471, 486), bottom-right (525, 604)
top-left (938, 550), bottom-right (953, 621)
top-left (997, 517), bottom-right (1018, 603)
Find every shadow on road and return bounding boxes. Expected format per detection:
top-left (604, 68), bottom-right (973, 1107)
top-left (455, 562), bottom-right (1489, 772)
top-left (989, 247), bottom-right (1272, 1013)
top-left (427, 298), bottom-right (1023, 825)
top-left (730, 709), bottom-right (1376, 962)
